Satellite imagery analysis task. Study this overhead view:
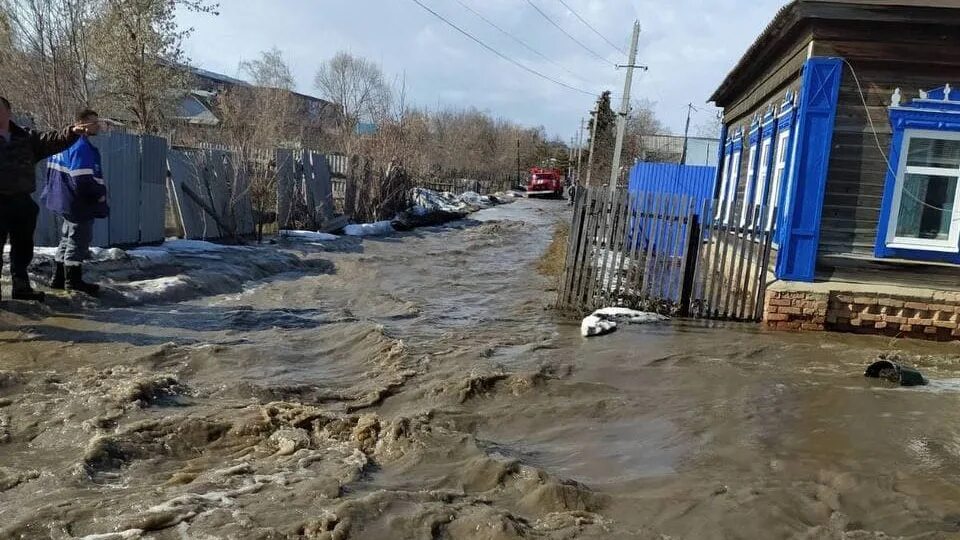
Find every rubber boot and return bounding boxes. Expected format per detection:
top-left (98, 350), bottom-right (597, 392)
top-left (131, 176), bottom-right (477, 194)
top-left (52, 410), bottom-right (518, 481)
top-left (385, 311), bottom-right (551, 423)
top-left (11, 277), bottom-right (45, 302)
top-left (66, 265), bottom-right (100, 296)
top-left (50, 262), bottom-right (65, 290)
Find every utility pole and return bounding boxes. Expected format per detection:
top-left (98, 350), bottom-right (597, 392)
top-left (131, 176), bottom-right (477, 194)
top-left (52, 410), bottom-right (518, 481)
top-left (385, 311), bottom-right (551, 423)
top-left (585, 101), bottom-right (599, 187)
top-left (516, 135), bottom-right (521, 188)
top-left (575, 117), bottom-right (585, 184)
top-left (680, 103), bottom-right (696, 165)
top-left (609, 21), bottom-right (645, 193)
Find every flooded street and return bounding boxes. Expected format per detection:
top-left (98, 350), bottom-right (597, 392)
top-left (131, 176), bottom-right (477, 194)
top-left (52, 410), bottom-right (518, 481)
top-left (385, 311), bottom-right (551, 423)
top-left (3, 199), bottom-right (960, 539)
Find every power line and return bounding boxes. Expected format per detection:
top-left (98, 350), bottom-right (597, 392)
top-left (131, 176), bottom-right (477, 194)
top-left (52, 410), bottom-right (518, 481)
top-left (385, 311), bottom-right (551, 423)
top-left (555, 0), bottom-right (627, 56)
top-left (407, 0), bottom-right (600, 97)
top-left (450, 0), bottom-right (587, 84)
top-left (524, 0), bottom-right (617, 68)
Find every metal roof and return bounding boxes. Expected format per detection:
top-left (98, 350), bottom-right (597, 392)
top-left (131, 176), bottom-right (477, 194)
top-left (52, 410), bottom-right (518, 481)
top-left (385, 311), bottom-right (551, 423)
top-left (709, 0), bottom-right (960, 105)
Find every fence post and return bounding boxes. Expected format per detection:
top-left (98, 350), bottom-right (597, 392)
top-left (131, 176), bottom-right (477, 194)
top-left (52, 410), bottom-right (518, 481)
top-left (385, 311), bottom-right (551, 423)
top-left (678, 213), bottom-right (701, 317)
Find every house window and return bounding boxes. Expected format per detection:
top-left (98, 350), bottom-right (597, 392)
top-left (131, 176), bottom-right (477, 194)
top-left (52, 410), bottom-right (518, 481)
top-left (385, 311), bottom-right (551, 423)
top-left (717, 148), bottom-right (732, 215)
top-left (722, 150), bottom-right (741, 223)
top-left (885, 130), bottom-right (960, 252)
top-left (752, 137), bottom-right (772, 226)
top-left (767, 129), bottom-right (792, 230)
top-left (740, 143), bottom-right (758, 226)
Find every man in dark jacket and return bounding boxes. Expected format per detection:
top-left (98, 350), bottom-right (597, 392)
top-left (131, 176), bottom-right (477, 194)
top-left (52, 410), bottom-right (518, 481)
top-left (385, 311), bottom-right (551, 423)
top-left (41, 108), bottom-right (107, 296)
top-left (0, 97), bottom-right (89, 302)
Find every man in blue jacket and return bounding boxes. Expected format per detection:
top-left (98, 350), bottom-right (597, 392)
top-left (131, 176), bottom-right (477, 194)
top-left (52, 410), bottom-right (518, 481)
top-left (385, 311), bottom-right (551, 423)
top-left (41, 109), bottom-right (108, 296)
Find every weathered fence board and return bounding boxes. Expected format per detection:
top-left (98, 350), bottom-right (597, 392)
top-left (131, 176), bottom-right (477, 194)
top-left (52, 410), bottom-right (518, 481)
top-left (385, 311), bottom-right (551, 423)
top-left (139, 134), bottom-right (168, 244)
top-left (168, 149), bottom-right (223, 239)
top-left (300, 150), bottom-right (336, 226)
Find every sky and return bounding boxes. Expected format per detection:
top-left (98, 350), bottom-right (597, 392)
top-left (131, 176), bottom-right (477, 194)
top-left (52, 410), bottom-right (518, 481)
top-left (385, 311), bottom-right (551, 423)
top-left (176, 0), bottom-right (789, 141)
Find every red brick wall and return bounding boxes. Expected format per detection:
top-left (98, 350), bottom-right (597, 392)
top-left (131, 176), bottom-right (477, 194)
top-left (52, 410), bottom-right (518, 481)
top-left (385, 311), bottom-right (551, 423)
top-left (764, 291), bottom-right (960, 341)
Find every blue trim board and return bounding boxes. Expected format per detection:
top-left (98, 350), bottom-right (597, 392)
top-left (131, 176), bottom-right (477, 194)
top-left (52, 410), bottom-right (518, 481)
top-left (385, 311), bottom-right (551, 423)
top-left (875, 87), bottom-right (960, 263)
top-left (775, 57), bottom-right (843, 282)
top-left (773, 98), bottom-right (798, 244)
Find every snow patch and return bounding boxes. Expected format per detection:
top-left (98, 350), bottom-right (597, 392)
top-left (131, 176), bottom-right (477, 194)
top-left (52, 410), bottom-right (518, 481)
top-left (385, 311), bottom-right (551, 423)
top-left (21, 245), bottom-right (128, 263)
top-left (581, 307), bottom-right (668, 338)
top-left (279, 230), bottom-right (339, 242)
top-left (582, 315), bottom-right (618, 337)
top-left (344, 221), bottom-right (395, 237)
top-left (592, 307), bottom-right (668, 324)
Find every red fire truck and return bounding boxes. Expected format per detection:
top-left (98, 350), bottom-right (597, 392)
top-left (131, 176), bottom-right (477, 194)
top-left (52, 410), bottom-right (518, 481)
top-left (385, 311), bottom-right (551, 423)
top-left (526, 167), bottom-right (565, 198)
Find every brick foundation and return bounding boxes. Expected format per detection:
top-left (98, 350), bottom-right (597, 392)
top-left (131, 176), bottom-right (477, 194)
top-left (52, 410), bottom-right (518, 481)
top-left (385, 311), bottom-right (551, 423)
top-left (764, 290), bottom-right (960, 341)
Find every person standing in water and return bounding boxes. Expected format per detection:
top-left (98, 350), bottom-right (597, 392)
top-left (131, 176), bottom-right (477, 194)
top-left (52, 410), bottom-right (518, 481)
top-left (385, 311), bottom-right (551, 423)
top-left (41, 108), bottom-right (108, 297)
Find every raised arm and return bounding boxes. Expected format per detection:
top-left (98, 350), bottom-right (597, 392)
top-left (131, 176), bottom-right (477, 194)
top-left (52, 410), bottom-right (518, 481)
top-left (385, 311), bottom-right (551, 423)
top-left (30, 126), bottom-right (80, 161)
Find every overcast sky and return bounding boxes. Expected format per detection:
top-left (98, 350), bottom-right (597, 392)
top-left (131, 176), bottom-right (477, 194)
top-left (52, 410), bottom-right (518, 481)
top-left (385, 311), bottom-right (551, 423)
top-left (177, 0), bottom-right (788, 140)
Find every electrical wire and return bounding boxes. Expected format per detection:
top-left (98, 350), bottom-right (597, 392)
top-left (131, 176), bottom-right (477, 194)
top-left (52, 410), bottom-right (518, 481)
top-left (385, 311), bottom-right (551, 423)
top-left (408, 0), bottom-right (603, 97)
top-left (555, 0), bottom-right (627, 56)
top-left (524, 0), bottom-right (617, 68)
top-left (842, 58), bottom-right (955, 215)
top-left (450, 0), bottom-right (589, 85)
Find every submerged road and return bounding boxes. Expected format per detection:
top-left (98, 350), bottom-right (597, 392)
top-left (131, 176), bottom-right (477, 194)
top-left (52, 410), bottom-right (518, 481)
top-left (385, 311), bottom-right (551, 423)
top-left (2, 199), bottom-right (960, 539)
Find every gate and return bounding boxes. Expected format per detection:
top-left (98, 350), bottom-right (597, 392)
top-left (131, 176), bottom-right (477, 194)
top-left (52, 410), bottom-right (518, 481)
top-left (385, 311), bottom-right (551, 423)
top-left (556, 187), bottom-right (775, 321)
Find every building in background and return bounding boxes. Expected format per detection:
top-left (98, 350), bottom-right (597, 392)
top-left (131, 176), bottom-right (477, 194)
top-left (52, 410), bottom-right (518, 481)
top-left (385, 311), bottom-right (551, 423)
top-left (169, 66), bottom-right (342, 148)
top-left (637, 134), bottom-right (720, 167)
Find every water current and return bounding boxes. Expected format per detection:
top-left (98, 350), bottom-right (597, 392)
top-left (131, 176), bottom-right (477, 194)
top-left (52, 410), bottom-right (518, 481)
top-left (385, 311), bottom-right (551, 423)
top-left (2, 199), bottom-right (960, 539)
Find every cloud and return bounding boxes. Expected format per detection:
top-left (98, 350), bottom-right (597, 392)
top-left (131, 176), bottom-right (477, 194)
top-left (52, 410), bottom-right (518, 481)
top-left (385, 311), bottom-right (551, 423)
top-left (177, 0), bottom-right (789, 138)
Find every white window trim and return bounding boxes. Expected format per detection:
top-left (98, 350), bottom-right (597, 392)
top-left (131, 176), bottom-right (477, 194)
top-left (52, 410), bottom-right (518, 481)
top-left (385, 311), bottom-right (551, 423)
top-left (740, 143), bottom-right (758, 226)
top-left (717, 149), bottom-right (732, 220)
top-left (767, 130), bottom-right (791, 232)
top-left (753, 137), bottom-right (773, 226)
top-left (885, 128), bottom-right (960, 253)
top-left (723, 150), bottom-right (741, 223)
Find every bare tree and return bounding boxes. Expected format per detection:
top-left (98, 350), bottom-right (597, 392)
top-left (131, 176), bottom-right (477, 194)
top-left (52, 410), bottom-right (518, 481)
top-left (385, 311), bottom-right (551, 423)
top-left (215, 48), bottom-right (307, 239)
top-left (0, 0), bottom-right (99, 128)
top-left (91, 0), bottom-right (217, 133)
top-left (240, 46), bottom-right (295, 90)
top-left (694, 112), bottom-right (722, 138)
top-left (314, 51), bottom-right (390, 152)
top-left (624, 98), bottom-right (669, 163)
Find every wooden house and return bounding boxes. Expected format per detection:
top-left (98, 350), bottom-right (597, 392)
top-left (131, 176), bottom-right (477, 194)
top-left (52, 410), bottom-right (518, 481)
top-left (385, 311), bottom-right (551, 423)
top-left (709, 0), bottom-right (960, 339)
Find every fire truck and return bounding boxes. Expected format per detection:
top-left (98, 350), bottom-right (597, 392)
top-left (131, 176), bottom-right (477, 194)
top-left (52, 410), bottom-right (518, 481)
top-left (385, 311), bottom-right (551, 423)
top-left (526, 167), bottom-right (565, 199)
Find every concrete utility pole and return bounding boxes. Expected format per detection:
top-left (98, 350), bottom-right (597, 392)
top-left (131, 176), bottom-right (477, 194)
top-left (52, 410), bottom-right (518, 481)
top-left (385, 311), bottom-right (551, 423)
top-left (680, 103), bottom-right (696, 165)
top-left (609, 21), bottom-right (644, 193)
top-left (585, 101), bottom-right (599, 187)
top-left (575, 117), bottom-right (585, 184)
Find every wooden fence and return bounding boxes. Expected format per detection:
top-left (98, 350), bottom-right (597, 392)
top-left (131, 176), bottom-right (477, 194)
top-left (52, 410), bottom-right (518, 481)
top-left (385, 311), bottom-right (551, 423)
top-left (556, 187), bottom-right (775, 321)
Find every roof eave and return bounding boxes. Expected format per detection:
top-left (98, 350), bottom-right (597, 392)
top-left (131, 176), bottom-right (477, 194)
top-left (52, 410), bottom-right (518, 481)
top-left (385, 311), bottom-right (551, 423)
top-left (709, 1), bottom-right (804, 106)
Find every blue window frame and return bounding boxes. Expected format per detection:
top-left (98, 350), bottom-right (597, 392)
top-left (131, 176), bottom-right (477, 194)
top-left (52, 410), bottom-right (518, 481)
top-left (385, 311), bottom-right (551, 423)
top-left (740, 118), bottom-right (762, 226)
top-left (717, 128), bottom-right (743, 224)
top-left (876, 85), bottom-right (960, 263)
top-left (768, 92), bottom-right (797, 241)
top-left (747, 108), bottom-right (778, 228)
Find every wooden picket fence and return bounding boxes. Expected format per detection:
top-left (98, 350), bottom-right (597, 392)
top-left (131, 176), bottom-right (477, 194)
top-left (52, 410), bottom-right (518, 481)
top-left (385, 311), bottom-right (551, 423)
top-left (556, 187), bottom-right (775, 321)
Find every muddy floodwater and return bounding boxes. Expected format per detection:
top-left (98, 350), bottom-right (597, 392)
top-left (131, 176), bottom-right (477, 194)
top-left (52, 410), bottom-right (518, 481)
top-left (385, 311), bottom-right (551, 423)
top-left (4, 199), bottom-right (960, 539)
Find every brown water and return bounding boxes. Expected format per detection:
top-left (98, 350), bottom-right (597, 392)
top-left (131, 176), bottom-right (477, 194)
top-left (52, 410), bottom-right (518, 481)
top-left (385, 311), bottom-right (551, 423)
top-left (3, 199), bottom-right (960, 539)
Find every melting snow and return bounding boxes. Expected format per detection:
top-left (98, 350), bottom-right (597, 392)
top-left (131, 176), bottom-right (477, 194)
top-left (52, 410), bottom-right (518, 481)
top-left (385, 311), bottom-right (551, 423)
top-left (581, 307), bottom-right (669, 338)
top-left (279, 230), bottom-right (339, 242)
top-left (344, 221), bottom-right (395, 237)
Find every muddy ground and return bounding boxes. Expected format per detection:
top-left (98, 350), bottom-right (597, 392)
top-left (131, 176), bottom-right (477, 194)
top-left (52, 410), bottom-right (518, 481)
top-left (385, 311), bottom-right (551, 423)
top-left (2, 199), bottom-right (960, 539)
